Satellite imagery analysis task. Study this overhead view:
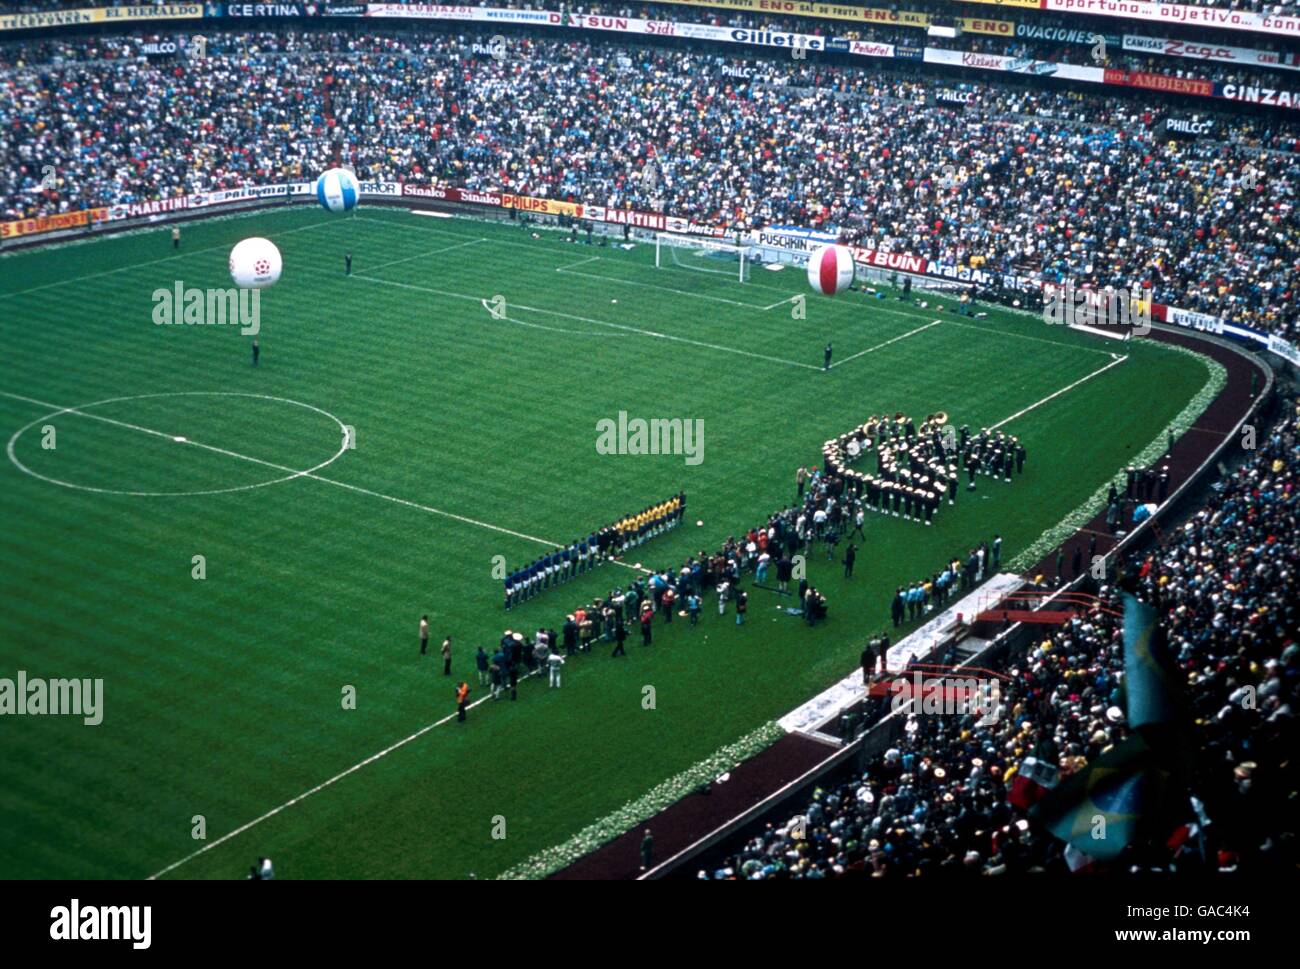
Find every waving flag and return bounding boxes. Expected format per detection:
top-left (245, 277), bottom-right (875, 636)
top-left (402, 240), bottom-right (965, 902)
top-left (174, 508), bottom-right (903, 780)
top-left (1121, 591), bottom-right (1182, 731)
top-left (1035, 735), bottom-right (1164, 862)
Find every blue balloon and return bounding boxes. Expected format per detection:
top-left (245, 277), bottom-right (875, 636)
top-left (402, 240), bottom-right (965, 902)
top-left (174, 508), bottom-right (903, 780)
top-left (315, 168), bottom-right (359, 213)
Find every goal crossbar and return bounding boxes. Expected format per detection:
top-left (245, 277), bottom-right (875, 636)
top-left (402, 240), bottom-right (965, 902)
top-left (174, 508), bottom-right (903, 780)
top-left (654, 233), bottom-right (752, 283)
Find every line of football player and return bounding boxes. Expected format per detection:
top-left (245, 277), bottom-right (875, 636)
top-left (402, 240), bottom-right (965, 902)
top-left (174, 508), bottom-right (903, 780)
top-left (504, 493), bottom-right (686, 608)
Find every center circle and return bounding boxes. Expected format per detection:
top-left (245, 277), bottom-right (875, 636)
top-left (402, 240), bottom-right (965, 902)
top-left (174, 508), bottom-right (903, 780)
top-left (7, 392), bottom-right (349, 497)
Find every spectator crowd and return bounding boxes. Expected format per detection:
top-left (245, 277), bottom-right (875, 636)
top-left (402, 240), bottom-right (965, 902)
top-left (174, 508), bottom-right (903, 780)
top-left (3, 23), bottom-right (1298, 339)
top-left (9, 0), bottom-right (1300, 21)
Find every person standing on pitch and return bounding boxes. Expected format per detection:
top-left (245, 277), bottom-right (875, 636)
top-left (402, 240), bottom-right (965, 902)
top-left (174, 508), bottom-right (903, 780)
top-left (251, 338), bottom-right (260, 367)
top-left (548, 649), bottom-right (565, 688)
top-left (777, 554), bottom-right (793, 595)
top-left (172, 226), bottom-right (180, 250)
top-left (475, 646), bottom-right (489, 686)
top-left (455, 681), bottom-right (470, 723)
top-left (419, 615), bottom-right (429, 656)
top-left (735, 589), bottom-right (748, 625)
top-left (844, 542), bottom-right (858, 579)
top-left (441, 636), bottom-right (452, 676)
top-left (824, 341), bottom-right (833, 371)
top-left (345, 252), bottom-right (352, 275)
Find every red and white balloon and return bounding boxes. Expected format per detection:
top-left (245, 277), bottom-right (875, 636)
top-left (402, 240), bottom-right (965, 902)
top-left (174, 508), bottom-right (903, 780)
top-left (806, 244), bottom-right (855, 295)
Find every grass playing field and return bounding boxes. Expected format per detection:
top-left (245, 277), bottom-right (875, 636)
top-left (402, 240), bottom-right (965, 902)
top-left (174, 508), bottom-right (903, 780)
top-left (0, 205), bottom-right (1212, 879)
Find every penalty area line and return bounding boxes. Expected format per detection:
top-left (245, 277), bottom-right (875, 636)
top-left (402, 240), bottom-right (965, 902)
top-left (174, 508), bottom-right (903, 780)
top-left (553, 263), bottom-right (774, 310)
top-left (553, 255), bottom-right (602, 272)
top-left (354, 275), bottom-right (820, 370)
top-left (991, 354), bottom-right (1129, 430)
top-left (828, 320), bottom-right (943, 369)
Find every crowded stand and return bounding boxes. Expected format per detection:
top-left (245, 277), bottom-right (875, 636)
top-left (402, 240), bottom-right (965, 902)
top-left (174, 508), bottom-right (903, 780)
top-left (702, 397), bottom-right (1298, 879)
top-left (3, 24), bottom-right (1299, 339)
top-left (7, 0), bottom-right (1296, 10)
top-left (8, 0), bottom-right (1300, 87)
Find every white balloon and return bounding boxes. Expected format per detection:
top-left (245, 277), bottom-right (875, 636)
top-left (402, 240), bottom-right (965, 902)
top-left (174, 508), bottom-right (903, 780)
top-left (229, 237), bottom-right (282, 289)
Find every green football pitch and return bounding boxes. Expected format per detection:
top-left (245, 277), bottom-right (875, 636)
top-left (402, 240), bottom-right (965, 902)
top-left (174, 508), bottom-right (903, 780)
top-left (0, 206), bottom-right (1212, 879)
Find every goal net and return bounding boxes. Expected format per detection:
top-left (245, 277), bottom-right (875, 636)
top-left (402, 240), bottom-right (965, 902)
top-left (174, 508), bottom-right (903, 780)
top-left (654, 233), bottom-right (753, 282)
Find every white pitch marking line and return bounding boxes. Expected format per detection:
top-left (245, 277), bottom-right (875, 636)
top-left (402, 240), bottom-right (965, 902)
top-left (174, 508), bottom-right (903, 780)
top-left (477, 299), bottom-right (625, 338)
top-left (991, 354), bottom-right (1129, 430)
top-left (828, 320), bottom-right (943, 369)
top-left (554, 255), bottom-right (602, 272)
top-left (364, 237), bottom-right (486, 274)
top-left (0, 389), bottom-right (560, 547)
top-left (354, 215), bottom-right (825, 315)
top-left (355, 275), bottom-right (820, 370)
top-left (0, 218), bottom-right (339, 301)
top-left (3, 390), bottom-right (657, 570)
top-left (554, 263), bottom-right (771, 310)
top-left (146, 667), bottom-right (545, 880)
top-left (3, 390), bottom-right (351, 497)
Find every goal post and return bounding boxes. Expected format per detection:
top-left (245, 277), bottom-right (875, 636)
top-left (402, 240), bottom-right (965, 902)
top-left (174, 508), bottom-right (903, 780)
top-left (654, 233), bottom-right (753, 283)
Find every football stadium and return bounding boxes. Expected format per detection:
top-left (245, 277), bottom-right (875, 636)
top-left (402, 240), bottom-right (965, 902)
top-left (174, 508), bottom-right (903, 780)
top-left (0, 0), bottom-right (1296, 922)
